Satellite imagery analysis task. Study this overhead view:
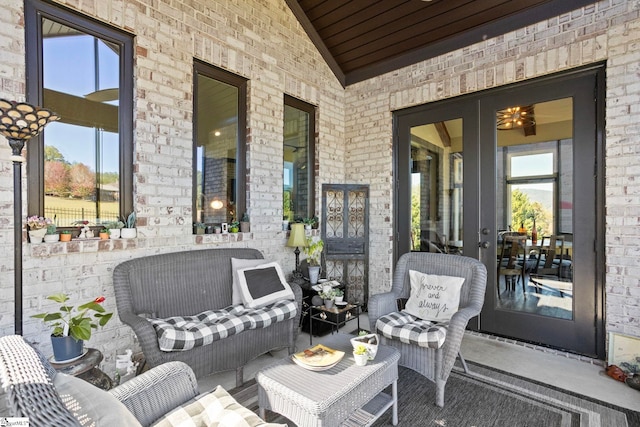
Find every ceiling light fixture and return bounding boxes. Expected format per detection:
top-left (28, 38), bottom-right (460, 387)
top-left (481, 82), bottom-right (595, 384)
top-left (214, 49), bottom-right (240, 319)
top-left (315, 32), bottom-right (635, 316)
top-left (496, 106), bottom-right (535, 130)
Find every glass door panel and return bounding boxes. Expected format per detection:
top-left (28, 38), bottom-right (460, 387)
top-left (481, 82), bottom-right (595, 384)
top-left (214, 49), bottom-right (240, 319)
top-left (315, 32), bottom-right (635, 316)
top-left (410, 119), bottom-right (463, 255)
top-left (495, 97), bottom-right (574, 320)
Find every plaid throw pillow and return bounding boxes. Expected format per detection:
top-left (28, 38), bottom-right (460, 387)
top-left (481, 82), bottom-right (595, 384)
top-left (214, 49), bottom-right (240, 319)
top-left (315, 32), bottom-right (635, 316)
top-left (153, 385), bottom-right (286, 427)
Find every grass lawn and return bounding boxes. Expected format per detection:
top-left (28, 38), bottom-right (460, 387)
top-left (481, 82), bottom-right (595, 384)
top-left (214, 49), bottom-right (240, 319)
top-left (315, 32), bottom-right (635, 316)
top-left (44, 196), bottom-right (119, 226)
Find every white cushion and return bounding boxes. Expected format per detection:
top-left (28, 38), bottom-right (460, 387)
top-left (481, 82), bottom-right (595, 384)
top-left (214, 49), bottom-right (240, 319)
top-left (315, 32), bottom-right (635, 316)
top-left (403, 271), bottom-right (465, 322)
top-left (231, 258), bottom-right (266, 305)
top-left (236, 262), bottom-right (294, 309)
top-left (153, 385), bottom-right (286, 427)
top-left (54, 373), bottom-right (142, 427)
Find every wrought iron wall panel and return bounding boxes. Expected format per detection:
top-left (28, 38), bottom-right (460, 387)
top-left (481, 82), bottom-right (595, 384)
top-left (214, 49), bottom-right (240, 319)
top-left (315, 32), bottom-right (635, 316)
top-left (322, 184), bottom-right (369, 307)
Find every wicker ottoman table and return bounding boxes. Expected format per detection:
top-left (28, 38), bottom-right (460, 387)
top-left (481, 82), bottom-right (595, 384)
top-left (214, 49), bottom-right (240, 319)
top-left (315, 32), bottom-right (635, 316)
top-left (256, 333), bottom-right (400, 426)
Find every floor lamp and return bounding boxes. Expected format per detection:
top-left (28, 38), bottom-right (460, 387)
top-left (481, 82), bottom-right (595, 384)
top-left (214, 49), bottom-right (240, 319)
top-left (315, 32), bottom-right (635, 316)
top-left (0, 99), bottom-right (58, 335)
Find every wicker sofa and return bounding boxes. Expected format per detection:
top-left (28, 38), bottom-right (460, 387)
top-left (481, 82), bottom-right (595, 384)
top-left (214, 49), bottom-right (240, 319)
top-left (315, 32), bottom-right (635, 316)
top-left (113, 248), bottom-right (302, 386)
top-left (0, 335), bottom-right (283, 426)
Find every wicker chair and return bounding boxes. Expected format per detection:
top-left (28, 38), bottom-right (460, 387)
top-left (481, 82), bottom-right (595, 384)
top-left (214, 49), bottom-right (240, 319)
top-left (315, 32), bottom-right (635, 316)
top-left (368, 252), bottom-right (487, 407)
top-left (0, 335), bottom-right (272, 426)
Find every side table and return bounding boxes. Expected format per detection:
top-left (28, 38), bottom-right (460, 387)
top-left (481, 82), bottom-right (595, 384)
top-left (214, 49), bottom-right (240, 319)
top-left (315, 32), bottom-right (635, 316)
top-left (50, 348), bottom-right (113, 390)
top-left (309, 303), bottom-right (360, 344)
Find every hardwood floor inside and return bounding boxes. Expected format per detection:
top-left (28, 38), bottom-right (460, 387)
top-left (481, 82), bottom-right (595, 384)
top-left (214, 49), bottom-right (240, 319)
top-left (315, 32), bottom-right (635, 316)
top-left (495, 274), bottom-right (573, 320)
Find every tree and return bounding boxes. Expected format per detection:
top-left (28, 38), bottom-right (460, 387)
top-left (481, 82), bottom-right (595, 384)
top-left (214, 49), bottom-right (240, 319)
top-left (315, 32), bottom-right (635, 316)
top-left (44, 145), bottom-right (65, 162)
top-left (511, 189), bottom-right (552, 236)
top-left (68, 163), bottom-right (95, 199)
top-left (44, 161), bottom-right (69, 196)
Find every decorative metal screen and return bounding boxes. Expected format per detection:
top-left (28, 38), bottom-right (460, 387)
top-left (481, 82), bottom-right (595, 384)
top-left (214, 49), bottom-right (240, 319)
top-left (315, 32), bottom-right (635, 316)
top-left (322, 184), bottom-right (369, 307)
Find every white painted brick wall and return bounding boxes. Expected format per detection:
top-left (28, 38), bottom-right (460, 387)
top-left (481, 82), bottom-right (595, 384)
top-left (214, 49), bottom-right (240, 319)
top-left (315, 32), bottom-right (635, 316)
top-left (0, 0), bottom-right (344, 372)
top-left (1, 0), bottom-right (638, 371)
top-left (345, 1), bottom-right (640, 341)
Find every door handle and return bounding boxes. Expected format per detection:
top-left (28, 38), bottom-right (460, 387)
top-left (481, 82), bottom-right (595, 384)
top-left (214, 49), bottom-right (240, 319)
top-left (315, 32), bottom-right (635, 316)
top-left (479, 241), bottom-right (490, 249)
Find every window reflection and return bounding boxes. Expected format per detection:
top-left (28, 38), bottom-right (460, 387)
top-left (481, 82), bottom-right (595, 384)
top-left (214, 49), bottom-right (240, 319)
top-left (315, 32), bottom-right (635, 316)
top-left (41, 18), bottom-right (120, 226)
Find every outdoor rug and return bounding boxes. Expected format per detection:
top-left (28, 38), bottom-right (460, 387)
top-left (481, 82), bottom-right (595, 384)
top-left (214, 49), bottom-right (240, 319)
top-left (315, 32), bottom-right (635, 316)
top-left (231, 361), bottom-right (640, 426)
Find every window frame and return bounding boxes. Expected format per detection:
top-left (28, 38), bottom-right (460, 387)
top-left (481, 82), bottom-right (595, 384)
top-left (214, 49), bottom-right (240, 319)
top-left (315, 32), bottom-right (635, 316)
top-left (192, 60), bottom-right (248, 227)
top-left (283, 94), bottom-right (316, 220)
top-left (24, 0), bottom-right (134, 223)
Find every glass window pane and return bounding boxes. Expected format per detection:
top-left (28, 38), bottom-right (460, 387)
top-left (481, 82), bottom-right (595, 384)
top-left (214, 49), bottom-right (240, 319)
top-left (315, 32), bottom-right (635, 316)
top-left (283, 98), bottom-right (314, 222)
top-left (195, 73), bottom-right (238, 225)
top-left (41, 18), bottom-right (121, 227)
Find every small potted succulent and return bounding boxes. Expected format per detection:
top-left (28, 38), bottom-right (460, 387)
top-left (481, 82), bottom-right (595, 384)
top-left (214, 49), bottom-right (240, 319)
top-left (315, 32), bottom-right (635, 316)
top-left (193, 222), bottom-right (206, 235)
top-left (99, 228), bottom-right (110, 239)
top-left (353, 344), bottom-right (369, 366)
top-left (106, 220), bottom-right (124, 239)
top-left (121, 211), bottom-right (136, 238)
top-left (59, 230), bottom-right (72, 242)
top-left (44, 223), bottom-right (59, 243)
top-left (240, 212), bottom-right (250, 233)
top-left (350, 331), bottom-right (379, 361)
top-left (229, 220), bottom-right (240, 233)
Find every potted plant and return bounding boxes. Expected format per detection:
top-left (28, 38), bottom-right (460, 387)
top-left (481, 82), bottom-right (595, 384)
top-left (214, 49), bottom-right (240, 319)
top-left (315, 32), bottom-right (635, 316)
top-left (193, 222), bottom-right (206, 235)
top-left (59, 230), bottom-right (72, 242)
top-left (26, 216), bottom-right (52, 243)
top-left (353, 344), bottom-right (369, 366)
top-left (99, 228), bottom-right (110, 239)
top-left (106, 220), bottom-right (124, 239)
top-left (229, 220), bottom-right (240, 233)
top-left (121, 211), bottom-right (136, 238)
top-left (350, 332), bottom-right (379, 360)
top-left (302, 216), bottom-right (317, 230)
top-left (32, 293), bottom-right (113, 362)
top-left (304, 237), bottom-right (324, 285)
top-left (333, 288), bottom-right (344, 303)
top-left (240, 212), bottom-right (250, 233)
top-left (319, 289), bottom-right (335, 309)
top-left (44, 223), bottom-right (59, 243)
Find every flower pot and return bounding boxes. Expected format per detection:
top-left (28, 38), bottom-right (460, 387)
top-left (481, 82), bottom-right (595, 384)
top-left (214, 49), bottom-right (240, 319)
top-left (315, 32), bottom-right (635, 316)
top-left (350, 334), bottom-right (379, 360)
top-left (51, 336), bottom-right (84, 362)
top-left (240, 221), bottom-right (250, 233)
top-left (99, 232), bottom-right (109, 240)
top-left (334, 295), bottom-right (344, 303)
top-left (28, 228), bottom-right (47, 243)
top-left (59, 233), bottom-right (72, 242)
top-left (353, 352), bottom-right (368, 366)
top-left (121, 228), bottom-right (137, 238)
top-left (44, 234), bottom-right (59, 243)
top-left (308, 265), bottom-right (321, 285)
top-left (324, 299), bottom-right (334, 309)
top-left (109, 229), bottom-right (121, 239)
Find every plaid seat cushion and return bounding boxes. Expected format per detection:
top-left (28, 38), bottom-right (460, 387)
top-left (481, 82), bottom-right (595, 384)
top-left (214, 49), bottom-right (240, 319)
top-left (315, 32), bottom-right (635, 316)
top-left (153, 385), bottom-right (286, 427)
top-left (149, 302), bottom-right (297, 352)
top-left (375, 310), bottom-right (448, 349)
top-left (234, 300), bottom-right (298, 330)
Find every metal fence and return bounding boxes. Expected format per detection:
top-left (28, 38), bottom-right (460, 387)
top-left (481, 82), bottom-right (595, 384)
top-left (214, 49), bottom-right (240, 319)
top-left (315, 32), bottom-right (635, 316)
top-left (45, 207), bottom-right (119, 227)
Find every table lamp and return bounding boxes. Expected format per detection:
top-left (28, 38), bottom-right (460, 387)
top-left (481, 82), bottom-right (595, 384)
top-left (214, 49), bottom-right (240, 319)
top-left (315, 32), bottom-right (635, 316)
top-left (287, 223), bottom-right (307, 277)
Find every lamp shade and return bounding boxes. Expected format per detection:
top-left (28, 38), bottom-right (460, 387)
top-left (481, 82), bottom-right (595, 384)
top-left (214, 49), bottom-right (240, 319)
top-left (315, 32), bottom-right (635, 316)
top-left (287, 223), bottom-right (307, 247)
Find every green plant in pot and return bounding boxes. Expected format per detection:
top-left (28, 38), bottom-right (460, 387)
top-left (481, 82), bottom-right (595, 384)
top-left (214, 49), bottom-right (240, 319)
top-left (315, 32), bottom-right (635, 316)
top-left (106, 220), bottom-right (125, 239)
top-left (240, 212), bottom-right (250, 233)
top-left (304, 237), bottom-right (324, 285)
top-left (32, 293), bottom-right (113, 362)
top-left (121, 211), bottom-right (136, 238)
top-left (44, 223), bottom-right (59, 242)
top-left (229, 220), bottom-right (240, 233)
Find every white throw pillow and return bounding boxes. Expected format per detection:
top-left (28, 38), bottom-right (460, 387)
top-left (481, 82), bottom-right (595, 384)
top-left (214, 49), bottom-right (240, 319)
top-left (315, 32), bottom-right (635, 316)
top-left (236, 262), bottom-right (295, 309)
top-left (231, 258), bottom-right (266, 305)
top-left (403, 270), bottom-right (465, 322)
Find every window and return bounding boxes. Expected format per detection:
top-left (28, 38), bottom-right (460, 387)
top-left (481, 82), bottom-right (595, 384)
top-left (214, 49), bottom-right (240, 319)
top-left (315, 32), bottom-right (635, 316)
top-left (283, 95), bottom-right (315, 222)
top-left (25, 0), bottom-right (134, 227)
top-left (193, 61), bottom-right (247, 228)
top-left (506, 147), bottom-right (557, 236)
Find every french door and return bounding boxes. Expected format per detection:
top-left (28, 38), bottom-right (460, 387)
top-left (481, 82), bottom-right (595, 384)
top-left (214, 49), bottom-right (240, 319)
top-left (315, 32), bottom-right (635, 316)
top-left (394, 65), bottom-right (605, 358)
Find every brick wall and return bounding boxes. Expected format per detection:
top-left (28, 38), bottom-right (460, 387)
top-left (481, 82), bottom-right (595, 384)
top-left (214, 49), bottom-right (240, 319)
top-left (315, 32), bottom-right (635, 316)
top-left (0, 0), bottom-right (345, 371)
top-left (344, 1), bottom-right (640, 339)
top-left (1, 0), bottom-right (639, 372)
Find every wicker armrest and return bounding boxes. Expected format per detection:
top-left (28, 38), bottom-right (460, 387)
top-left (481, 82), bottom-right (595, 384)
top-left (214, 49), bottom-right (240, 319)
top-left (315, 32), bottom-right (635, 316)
top-left (367, 292), bottom-right (398, 331)
top-left (109, 361), bottom-right (199, 426)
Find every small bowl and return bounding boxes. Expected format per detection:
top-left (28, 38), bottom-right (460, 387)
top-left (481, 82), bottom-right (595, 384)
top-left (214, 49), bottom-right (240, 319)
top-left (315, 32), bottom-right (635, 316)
top-left (318, 278), bottom-right (328, 283)
top-left (335, 301), bottom-right (348, 308)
